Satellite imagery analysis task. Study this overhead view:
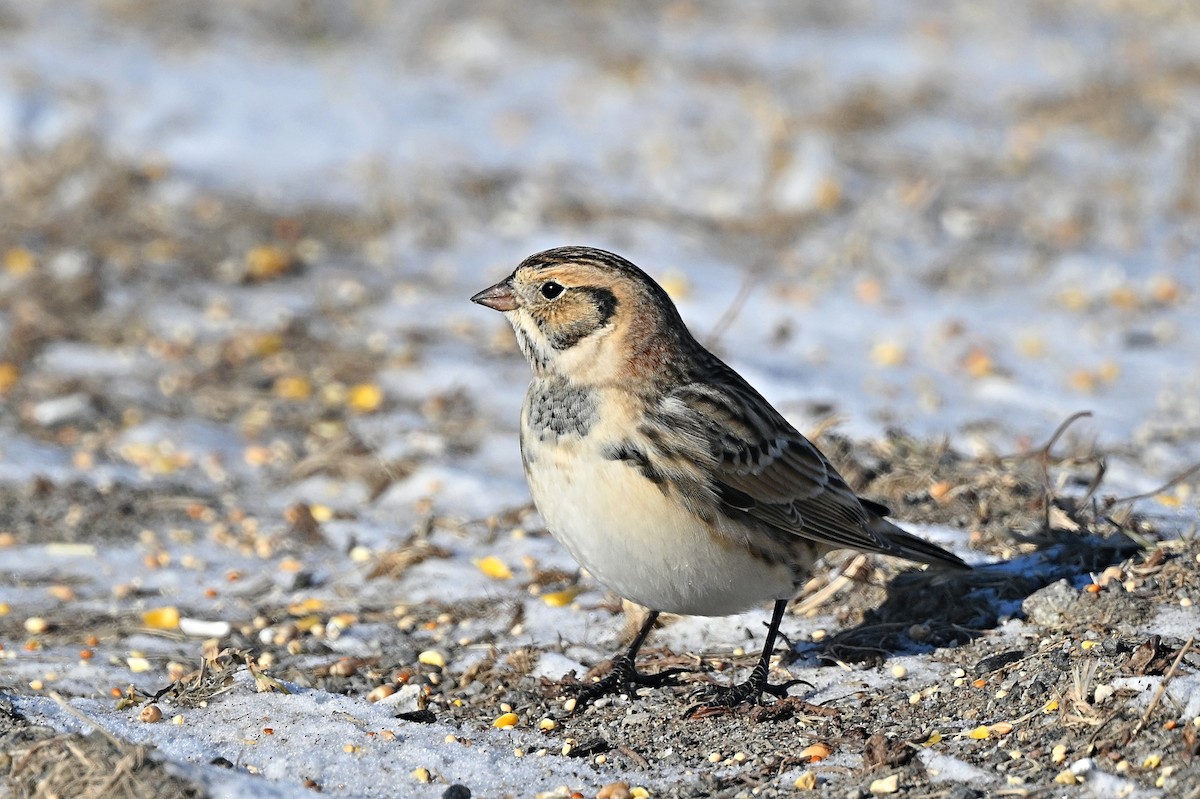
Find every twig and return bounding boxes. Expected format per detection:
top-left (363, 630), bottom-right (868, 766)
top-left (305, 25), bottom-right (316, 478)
top-left (1033, 411), bottom-right (1094, 462)
top-left (1036, 411), bottom-right (1092, 530)
top-left (618, 744), bottom-right (650, 769)
top-left (48, 692), bottom-right (126, 749)
top-left (1109, 462), bottom-right (1200, 505)
top-left (792, 555), bottom-right (868, 616)
top-left (704, 273), bottom-right (756, 348)
top-left (1129, 636), bottom-right (1194, 741)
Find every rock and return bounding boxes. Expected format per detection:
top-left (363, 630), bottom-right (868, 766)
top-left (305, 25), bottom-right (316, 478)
top-left (1022, 579), bottom-right (1078, 627)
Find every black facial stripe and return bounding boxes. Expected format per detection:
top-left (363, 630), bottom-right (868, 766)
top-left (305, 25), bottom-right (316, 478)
top-left (577, 287), bottom-right (618, 328)
top-left (543, 286), bottom-right (620, 351)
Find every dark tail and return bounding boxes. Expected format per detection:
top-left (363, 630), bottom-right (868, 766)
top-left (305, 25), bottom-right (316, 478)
top-left (868, 516), bottom-right (971, 571)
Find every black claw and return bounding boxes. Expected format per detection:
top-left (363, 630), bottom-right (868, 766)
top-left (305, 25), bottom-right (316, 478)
top-left (685, 667), bottom-right (811, 717)
top-left (569, 655), bottom-right (686, 710)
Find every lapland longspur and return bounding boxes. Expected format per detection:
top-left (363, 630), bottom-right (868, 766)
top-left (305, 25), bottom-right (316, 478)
top-left (472, 246), bottom-right (969, 710)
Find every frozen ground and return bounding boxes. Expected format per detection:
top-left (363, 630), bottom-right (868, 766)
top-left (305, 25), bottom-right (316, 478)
top-left (1, 2), bottom-right (1198, 798)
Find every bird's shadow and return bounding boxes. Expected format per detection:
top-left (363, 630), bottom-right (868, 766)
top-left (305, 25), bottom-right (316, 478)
top-left (796, 529), bottom-right (1144, 667)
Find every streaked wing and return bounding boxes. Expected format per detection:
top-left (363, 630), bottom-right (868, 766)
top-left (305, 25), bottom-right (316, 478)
top-left (666, 365), bottom-right (893, 556)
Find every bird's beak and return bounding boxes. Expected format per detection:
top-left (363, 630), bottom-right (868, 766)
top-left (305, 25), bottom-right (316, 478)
top-left (470, 278), bottom-right (518, 312)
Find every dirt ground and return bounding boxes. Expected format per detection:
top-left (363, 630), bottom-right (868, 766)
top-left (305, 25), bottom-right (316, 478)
top-left (0, 148), bottom-right (1196, 797)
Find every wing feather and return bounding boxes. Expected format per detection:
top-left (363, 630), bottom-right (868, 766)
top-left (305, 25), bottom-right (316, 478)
top-left (660, 360), bottom-right (966, 569)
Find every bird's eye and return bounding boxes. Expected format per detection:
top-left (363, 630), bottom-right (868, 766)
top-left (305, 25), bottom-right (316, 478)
top-left (540, 281), bottom-right (564, 300)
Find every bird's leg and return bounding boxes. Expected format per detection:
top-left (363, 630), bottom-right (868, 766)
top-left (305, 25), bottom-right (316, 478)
top-left (570, 610), bottom-right (686, 709)
top-left (687, 600), bottom-right (808, 714)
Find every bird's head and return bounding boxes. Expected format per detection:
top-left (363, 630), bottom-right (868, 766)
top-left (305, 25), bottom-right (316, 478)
top-left (471, 246), bottom-right (690, 384)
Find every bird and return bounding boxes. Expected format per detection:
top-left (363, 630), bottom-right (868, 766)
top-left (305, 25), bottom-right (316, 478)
top-left (471, 246), bottom-right (970, 711)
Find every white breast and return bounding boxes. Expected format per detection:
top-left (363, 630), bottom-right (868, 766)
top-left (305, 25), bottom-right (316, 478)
top-left (521, 432), bottom-right (796, 617)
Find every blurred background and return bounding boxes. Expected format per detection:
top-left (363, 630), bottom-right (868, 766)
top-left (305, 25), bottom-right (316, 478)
top-left (2, 0), bottom-right (1200, 512)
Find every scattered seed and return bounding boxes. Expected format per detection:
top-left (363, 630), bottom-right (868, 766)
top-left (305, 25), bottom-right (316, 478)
top-left (793, 771), bottom-right (817, 790)
top-left (597, 782), bottom-right (630, 799)
top-left (419, 650), bottom-right (447, 668)
top-left (890, 664), bottom-right (907, 679)
top-left (542, 588), bottom-right (582, 607)
top-left (368, 684), bottom-right (396, 703)
top-left (800, 742), bottom-right (832, 762)
top-left (412, 767), bottom-right (431, 783)
top-left (139, 705), bottom-right (163, 723)
top-left (493, 713), bottom-right (519, 729)
top-left (868, 773), bottom-right (899, 794)
top-left (348, 383), bottom-right (384, 413)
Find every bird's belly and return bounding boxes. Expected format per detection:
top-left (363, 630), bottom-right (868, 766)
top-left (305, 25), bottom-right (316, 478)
top-left (524, 442), bottom-right (794, 616)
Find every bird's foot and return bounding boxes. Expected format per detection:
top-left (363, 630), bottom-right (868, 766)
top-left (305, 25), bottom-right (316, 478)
top-left (567, 655), bottom-right (686, 711)
top-left (685, 662), bottom-right (810, 718)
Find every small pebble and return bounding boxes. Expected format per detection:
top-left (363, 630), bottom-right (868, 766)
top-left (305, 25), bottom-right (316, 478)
top-left (890, 664), bottom-right (907, 679)
top-left (442, 786), bottom-right (472, 799)
top-left (139, 705), bottom-right (163, 723)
